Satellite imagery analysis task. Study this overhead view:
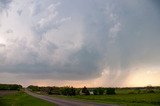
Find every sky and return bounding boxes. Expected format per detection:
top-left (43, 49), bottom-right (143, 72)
top-left (0, 0), bottom-right (160, 87)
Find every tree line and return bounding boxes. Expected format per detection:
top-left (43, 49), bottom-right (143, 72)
top-left (0, 84), bottom-right (22, 91)
top-left (27, 85), bottom-right (116, 96)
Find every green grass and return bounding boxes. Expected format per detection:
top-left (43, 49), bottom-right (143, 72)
top-left (0, 91), bottom-right (55, 106)
top-left (50, 93), bottom-right (160, 106)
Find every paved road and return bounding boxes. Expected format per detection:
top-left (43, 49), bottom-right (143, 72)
top-left (25, 89), bottom-right (118, 106)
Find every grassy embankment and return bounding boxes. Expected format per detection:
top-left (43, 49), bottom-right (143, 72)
top-left (0, 91), bottom-right (55, 106)
top-left (49, 89), bottom-right (160, 106)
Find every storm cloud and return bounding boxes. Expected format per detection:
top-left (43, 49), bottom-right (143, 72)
top-left (0, 0), bottom-right (160, 87)
top-left (0, 0), bottom-right (12, 12)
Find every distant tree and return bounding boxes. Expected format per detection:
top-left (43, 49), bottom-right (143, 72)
top-left (9, 84), bottom-right (22, 91)
top-left (60, 86), bottom-right (76, 96)
top-left (134, 88), bottom-right (141, 94)
top-left (75, 88), bottom-right (81, 95)
top-left (46, 87), bottom-right (53, 95)
top-left (0, 84), bottom-right (22, 91)
top-left (106, 88), bottom-right (116, 95)
top-left (93, 88), bottom-right (98, 95)
top-left (93, 87), bottom-right (105, 95)
top-left (0, 84), bottom-right (8, 90)
top-left (27, 85), bottom-right (39, 91)
top-left (51, 86), bottom-right (61, 95)
top-left (82, 86), bottom-right (90, 95)
top-left (70, 87), bottom-right (76, 96)
top-left (97, 87), bottom-right (105, 95)
top-left (146, 85), bottom-right (155, 93)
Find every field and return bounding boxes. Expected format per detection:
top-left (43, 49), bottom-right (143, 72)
top-left (0, 91), bottom-right (55, 106)
top-left (49, 89), bottom-right (160, 106)
top-left (0, 85), bottom-right (160, 106)
top-left (27, 85), bottom-right (160, 106)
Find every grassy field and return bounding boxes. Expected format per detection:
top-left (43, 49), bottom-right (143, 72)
top-left (0, 91), bottom-right (55, 106)
top-left (50, 93), bottom-right (160, 106)
top-left (2, 88), bottom-right (159, 106)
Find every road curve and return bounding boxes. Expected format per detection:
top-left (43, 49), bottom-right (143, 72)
top-left (25, 89), bottom-right (118, 106)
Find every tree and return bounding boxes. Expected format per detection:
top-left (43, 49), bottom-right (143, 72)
top-left (27, 85), bottom-right (39, 91)
top-left (93, 88), bottom-right (98, 95)
top-left (0, 84), bottom-right (22, 91)
top-left (97, 87), bottom-right (105, 95)
top-left (46, 87), bottom-right (53, 95)
top-left (82, 86), bottom-right (90, 95)
top-left (146, 85), bottom-right (155, 93)
top-left (106, 88), bottom-right (116, 95)
top-left (50, 86), bottom-right (61, 95)
top-left (75, 88), bottom-right (81, 95)
top-left (60, 86), bottom-right (76, 96)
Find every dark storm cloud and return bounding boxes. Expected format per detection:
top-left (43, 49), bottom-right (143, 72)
top-left (0, 0), bottom-right (160, 84)
top-left (0, 0), bottom-right (12, 12)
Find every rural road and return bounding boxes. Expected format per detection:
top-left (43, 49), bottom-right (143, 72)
top-left (25, 89), bottom-right (118, 106)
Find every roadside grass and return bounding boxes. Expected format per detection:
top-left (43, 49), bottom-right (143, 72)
top-left (50, 93), bottom-right (160, 106)
top-left (0, 91), bottom-right (55, 106)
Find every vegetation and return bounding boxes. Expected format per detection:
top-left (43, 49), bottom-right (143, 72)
top-left (60, 86), bottom-right (76, 96)
top-left (50, 90), bottom-right (160, 106)
top-left (1, 83), bottom-right (160, 106)
top-left (48, 86), bottom-right (61, 95)
top-left (81, 86), bottom-right (90, 95)
top-left (0, 84), bottom-right (22, 91)
top-left (0, 91), bottom-right (55, 106)
top-left (93, 87), bottom-right (105, 95)
top-left (27, 85), bottom-right (76, 96)
top-left (27, 85), bottom-right (160, 95)
top-left (27, 85), bottom-right (160, 106)
top-left (106, 88), bottom-right (116, 95)
top-left (27, 85), bottom-right (40, 91)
